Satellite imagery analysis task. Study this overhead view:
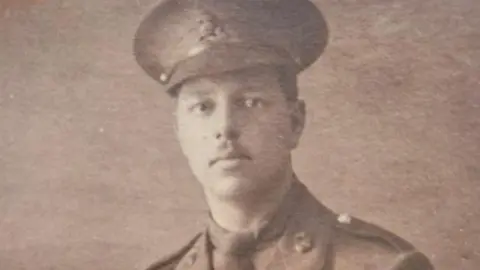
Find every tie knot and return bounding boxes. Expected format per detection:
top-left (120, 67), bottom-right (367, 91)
top-left (208, 226), bottom-right (259, 256)
top-left (207, 179), bottom-right (304, 256)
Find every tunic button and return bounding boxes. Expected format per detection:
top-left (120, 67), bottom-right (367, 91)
top-left (159, 73), bottom-right (168, 82)
top-left (294, 232), bottom-right (313, 253)
top-left (337, 213), bottom-right (352, 224)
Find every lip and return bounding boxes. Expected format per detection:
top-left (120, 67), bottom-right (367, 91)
top-left (210, 152), bottom-right (251, 166)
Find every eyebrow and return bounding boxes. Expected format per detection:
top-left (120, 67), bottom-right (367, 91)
top-left (240, 90), bottom-right (277, 100)
top-left (178, 81), bottom-right (215, 98)
top-left (178, 93), bottom-right (213, 106)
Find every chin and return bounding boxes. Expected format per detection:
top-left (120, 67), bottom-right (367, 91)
top-left (208, 175), bottom-right (259, 200)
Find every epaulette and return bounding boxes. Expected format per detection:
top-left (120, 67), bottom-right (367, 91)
top-left (334, 213), bottom-right (415, 252)
top-left (390, 250), bottom-right (435, 270)
top-left (145, 233), bottom-right (202, 270)
top-left (333, 213), bottom-right (435, 269)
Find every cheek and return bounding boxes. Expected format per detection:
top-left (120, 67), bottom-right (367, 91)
top-left (177, 119), bottom-right (208, 155)
top-left (244, 112), bottom-right (292, 149)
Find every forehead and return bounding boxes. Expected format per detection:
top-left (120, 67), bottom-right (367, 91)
top-left (176, 66), bottom-right (284, 98)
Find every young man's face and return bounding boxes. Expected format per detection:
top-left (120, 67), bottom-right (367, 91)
top-left (174, 67), bottom-right (305, 200)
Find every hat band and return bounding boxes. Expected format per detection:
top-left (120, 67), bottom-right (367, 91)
top-left (164, 43), bottom-right (299, 91)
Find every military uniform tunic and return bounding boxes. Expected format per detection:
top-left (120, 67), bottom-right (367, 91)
top-left (145, 180), bottom-right (434, 270)
top-left (133, 1), bottom-right (435, 268)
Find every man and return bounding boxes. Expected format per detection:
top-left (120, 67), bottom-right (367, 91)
top-left (133, 0), bottom-right (435, 269)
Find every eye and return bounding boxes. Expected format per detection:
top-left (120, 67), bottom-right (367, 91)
top-left (243, 97), bottom-right (265, 108)
top-left (189, 100), bottom-right (215, 114)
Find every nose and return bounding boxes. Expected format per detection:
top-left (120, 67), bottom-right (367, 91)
top-left (213, 100), bottom-right (240, 141)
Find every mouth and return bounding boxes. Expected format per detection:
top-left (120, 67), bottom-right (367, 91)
top-left (210, 152), bottom-right (251, 166)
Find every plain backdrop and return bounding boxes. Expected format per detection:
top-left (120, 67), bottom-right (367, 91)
top-left (1, 0), bottom-right (479, 269)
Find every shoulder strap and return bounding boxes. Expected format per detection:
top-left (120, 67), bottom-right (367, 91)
top-left (390, 251), bottom-right (435, 270)
top-left (146, 233), bottom-right (203, 270)
top-left (335, 214), bottom-right (415, 252)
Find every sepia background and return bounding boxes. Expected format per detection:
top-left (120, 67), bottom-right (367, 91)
top-left (1, 0), bottom-right (479, 269)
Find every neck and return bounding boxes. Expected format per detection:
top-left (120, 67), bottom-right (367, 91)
top-left (205, 163), bottom-right (295, 233)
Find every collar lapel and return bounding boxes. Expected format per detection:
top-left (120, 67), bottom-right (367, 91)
top-left (175, 232), bottom-right (212, 270)
top-left (266, 182), bottom-right (336, 270)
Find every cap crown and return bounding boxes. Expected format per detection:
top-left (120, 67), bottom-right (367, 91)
top-left (134, 0), bottom-right (328, 87)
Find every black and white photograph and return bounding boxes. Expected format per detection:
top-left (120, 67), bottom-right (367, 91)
top-left (1, 0), bottom-right (479, 269)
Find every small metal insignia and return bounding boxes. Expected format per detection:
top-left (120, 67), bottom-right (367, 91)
top-left (187, 11), bottom-right (227, 57)
top-left (197, 13), bottom-right (226, 43)
top-left (294, 232), bottom-right (313, 253)
top-left (159, 73), bottom-right (168, 82)
top-left (337, 213), bottom-right (352, 224)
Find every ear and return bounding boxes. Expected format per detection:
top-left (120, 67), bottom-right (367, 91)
top-left (172, 111), bottom-right (189, 157)
top-left (171, 99), bottom-right (185, 151)
top-left (289, 99), bottom-right (306, 149)
top-left (171, 99), bottom-right (179, 135)
top-left (173, 115), bottom-right (179, 137)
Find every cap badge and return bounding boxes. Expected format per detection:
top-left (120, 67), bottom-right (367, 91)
top-left (187, 12), bottom-right (227, 57)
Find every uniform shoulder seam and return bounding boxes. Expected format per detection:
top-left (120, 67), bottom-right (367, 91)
top-left (390, 250), bottom-right (435, 270)
top-left (334, 214), bottom-right (415, 252)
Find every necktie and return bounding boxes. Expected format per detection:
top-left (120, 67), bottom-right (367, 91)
top-left (206, 180), bottom-right (303, 269)
top-left (213, 250), bottom-right (255, 270)
top-left (207, 228), bottom-right (257, 270)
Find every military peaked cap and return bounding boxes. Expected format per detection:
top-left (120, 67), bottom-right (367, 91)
top-left (133, 0), bottom-right (328, 90)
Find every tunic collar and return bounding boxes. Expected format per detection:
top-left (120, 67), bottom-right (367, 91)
top-left (206, 179), bottom-right (302, 256)
top-left (175, 178), bottom-right (337, 270)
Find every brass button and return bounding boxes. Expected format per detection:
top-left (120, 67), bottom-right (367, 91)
top-left (294, 232), bottom-right (313, 253)
top-left (159, 73), bottom-right (168, 82)
top-left (337, 213), bottom-right (352, 224)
